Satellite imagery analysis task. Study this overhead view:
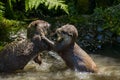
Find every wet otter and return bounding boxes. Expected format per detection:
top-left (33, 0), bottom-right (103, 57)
top-left (0, 20), bottom-right (51, 72)
top-left (42, 24), bottom-right (98, 72)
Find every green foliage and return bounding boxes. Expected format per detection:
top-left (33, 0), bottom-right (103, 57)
top-left (0, 0), bottom-right (69, 19)
top-left (92, 4), bottom-right (120, 35)
top-left (0, 20), bottom-right (11, 42)
top-left (66, 0), bottom-right (78, 15)
top-left (25, 0), bottom-right (43, 11)
top-left (113, 0), bottom-right (120, 5)
top-left (25, 0), bottom-right (69, 14)
top-left (0, 2), bottom-right (4, 19)
top-left (0, 18), bottom-right (26, 42)
top-left (5, 0), bottom-right (14, 18)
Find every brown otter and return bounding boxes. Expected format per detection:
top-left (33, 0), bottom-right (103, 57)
top-left (42, 24), bottom-right (98, 73)
top-left (0, 20), bottom-right (51, 72)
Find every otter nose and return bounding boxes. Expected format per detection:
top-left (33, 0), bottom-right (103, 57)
top-left (32, 34), bottom-right (41, 41)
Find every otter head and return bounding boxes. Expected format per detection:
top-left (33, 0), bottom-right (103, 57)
top-left (27, 20), bottom-right (50, 41)
top-left (56, 24), bottom-right (78, 44)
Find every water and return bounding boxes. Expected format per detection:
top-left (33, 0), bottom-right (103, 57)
top-left (0, 51), bottom-right (120, 80)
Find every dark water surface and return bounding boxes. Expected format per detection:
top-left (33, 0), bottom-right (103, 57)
top-left (0, 50), bottom-right (120, 80)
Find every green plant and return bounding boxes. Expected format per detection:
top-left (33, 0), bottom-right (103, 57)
top-left (0, 18), bottom-right (25, 42)
top-left (92, 4), bottom-right (120, 35)
top-left (25, 0), bottom-right (69, 14)
top-left (0, 0), bottom-right (69, 19)
top-left (0, 2), bottom-right (4, 19)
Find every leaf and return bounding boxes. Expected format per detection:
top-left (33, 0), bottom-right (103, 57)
top-left (45, 0), bottom-right (69, 14)
top-left (25, 0), bottom-right (69, 14)
top-left (0, 2), bottom-right (5, 17)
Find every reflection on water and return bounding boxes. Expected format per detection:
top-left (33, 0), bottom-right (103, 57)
top-left (0, 51), bottom-right (120, 80)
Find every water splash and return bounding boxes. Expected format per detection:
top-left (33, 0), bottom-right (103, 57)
top-left (0, 54), bottom-right (120, 80)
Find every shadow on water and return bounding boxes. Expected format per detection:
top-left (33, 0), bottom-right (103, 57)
top-left (0, 44), bottom-right (120, 80)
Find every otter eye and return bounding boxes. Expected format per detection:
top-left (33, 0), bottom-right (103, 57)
top-left (69, 32), bottom-right (73, 36)
top-left (61, 31), bottom-right (66, 34)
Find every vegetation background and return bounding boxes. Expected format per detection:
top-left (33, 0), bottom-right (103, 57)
top-left (0, 0), bottom-right (120, 56)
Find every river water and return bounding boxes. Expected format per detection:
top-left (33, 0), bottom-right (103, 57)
top-left (0, 50), bottom-right (120, 80)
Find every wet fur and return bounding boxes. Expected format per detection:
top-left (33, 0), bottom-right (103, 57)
top-left (0, 20), bottom-right (51, 72)
top-left (43, 24), bottom-right (98, 72)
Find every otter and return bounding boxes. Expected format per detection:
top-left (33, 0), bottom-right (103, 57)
top-left (42, 24), bottom-right (98, 73)
top-left (0, 20), bottom-right (51, 72)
